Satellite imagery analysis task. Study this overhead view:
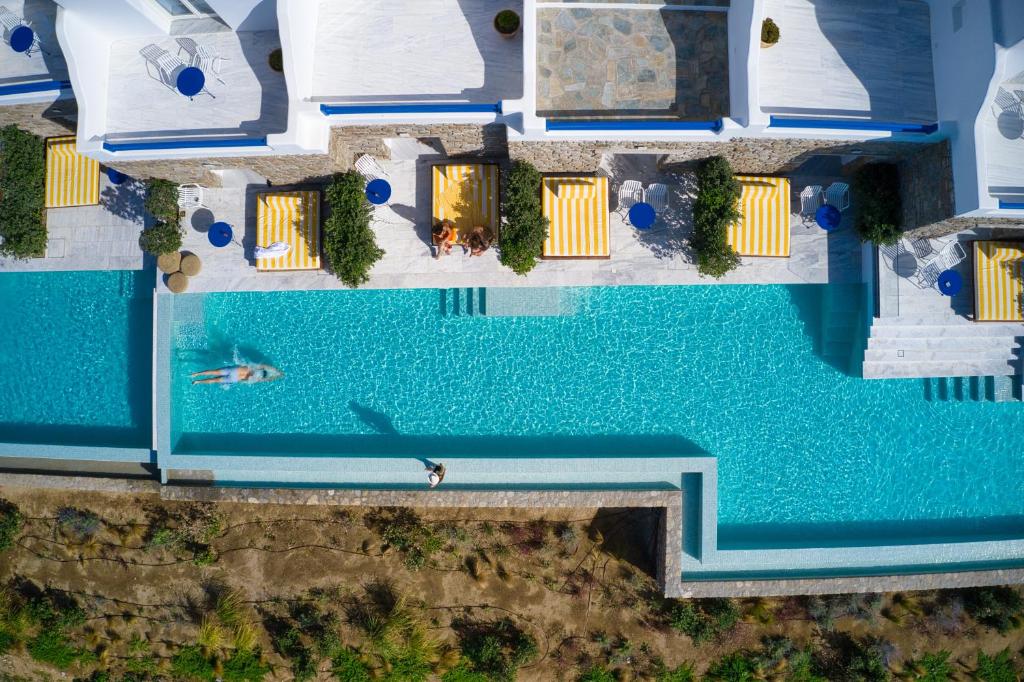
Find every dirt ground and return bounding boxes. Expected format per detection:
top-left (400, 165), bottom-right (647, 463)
top-left (0, 487), bottom-right (1022, 681)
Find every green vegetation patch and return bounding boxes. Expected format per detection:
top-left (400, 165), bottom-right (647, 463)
top-left (666, 598), bottom-right (740, 644)
top-left (0, 126), bottom-right (47, 259)
top-left (0, 499), bottom-right (24, 552)
top-left (851, 162), bottom-right (903, 245)
top-left (692, 156), bottom-right (741, 278)
top-left (499, 160), bottom-right (548, 275)
top-left (323, 171), bottom-right (384, 287)
top-left (366, 508), bottom-right (444, 570)
top-left (452, 617), bottom-right (537, 681)
top-left (140, 179), bottom-right (182, 255)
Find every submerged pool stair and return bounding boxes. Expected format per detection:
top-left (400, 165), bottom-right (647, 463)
top-left (922, 375), bottom-right (1022, 402)
top-left (862, 314), bottom-right (1024, 379)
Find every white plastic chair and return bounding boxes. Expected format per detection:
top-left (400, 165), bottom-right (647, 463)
top-left (644, 183), bottom-right (669, 213)
top-left (0, 5), bottom-right (42, 56)
top-left (913, 241), bottom-right (966, 289)
top-left (825, 182), bottom-right (850, 212)
top-left (799, 185), bottom-right (823, 217)
top-left (176, 37), bottom-right (228, 85)
top-left (354, 154), bottom-right (389, 182)
top-left (177, 184), bottom-right (205, 210)
top-left (617, 180), bottom-right (643, 214)
top-left (994, 87), bottom-right (1023, 117)
top-left (140, 44), bottom-right (214, 99)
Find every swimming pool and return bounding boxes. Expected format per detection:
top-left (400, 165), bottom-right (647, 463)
top-left (169, 284), bottom-right (1024, 547)
top-left (0, 270), bottom-right (152, 449)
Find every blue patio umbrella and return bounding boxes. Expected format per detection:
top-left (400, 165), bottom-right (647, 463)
top-left (176, 66), bottom-right (205, 98)
top-left (9, 26), bottom-right (33, 53)
top-left (628, 202), bottom-right (656, 230)
top-left (937, 269), bottom-right (963, 296)
top-left (208, 221), bottom-right (232, 248)
top-left (816, 204), bottom-right (841, 231)
top-left (365, 178), bottom-right (392, 205)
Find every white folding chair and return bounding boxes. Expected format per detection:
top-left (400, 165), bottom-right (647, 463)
top-left (644, 183), bottom-right (669, 213)
top-left (0, 5), bottom-right (42, 56)
top-left (825, 182), bottom-right (850, 212)
top-left (354, 154), bottom-right (389, 182)
top-left (994, 87), bottom-right (1023, 116)
top-left (176, 37), bottom-right (228, 85)
top-left (912, 241), bottom-right (966, 289)
top-left (177, 183), bottom-right (205, 210)
top-left (617, 180), bottom-right (643, 214)
top-left (140, 44), bottom-right (215, 99)
top-left (799, 185), bottom-right (823, 218)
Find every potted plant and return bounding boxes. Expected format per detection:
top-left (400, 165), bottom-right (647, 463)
top-left (494, 9), bottom-right (521, 38)
top-left (761, 17), bottom-right (780, 48)
top-left (268, 48), bottom-right (283, 73)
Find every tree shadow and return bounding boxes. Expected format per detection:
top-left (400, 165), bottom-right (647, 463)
top-left (98, 179), bottom-right (147, 224)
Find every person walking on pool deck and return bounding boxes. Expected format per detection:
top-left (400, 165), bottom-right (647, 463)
top-left (426, 463), bottom-right (446, 488)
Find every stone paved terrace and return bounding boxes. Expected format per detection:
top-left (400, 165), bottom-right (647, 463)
top-left (0, 174), bottom-right (146, 272)
top-left (536, 5), bottom-right (729, 119)
top-left (759, 0), bottom-right (937, 124)
top-left (311, 0), bottom-right (523, 104)
top-left (157, 153), bottom-right (861, 295)
top-left (0, 0), bottom-right (67, 85)
top-left (105, 30), bottom-right (287, 141)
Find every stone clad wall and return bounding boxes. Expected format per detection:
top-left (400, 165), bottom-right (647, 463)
top-left (106, 153), bottom-right (337, 187)
top-left (0, 100), bottom-right (77, 139)
top-left (329, 123), bottom-right (508, 168)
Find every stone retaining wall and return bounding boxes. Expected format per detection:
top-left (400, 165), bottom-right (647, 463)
top-left (329, 123), bottom-right (508, 168)
top-left (0, 100), bottom-right (77, 138)
top-left (106, 152), bottom-right (337, 186)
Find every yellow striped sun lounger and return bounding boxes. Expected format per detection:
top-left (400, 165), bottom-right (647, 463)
top-left (431, 164), bottom-right (499, 243)
top-left (45, 136), bottom-right (100, 208)
top-left (256, 191), bottom-right (321, 271)
top-left (974, 241), bottom-right (1024, 321)
top-left (541, 175), bottom-right (609, 258)
top-left (726, 175), bottom-right (791, 257)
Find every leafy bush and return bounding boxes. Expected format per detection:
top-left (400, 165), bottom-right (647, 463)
top-left (577, 666), bottom-right (617, 682)
top-left (0, 499), bottom-right (23, 552)
top-left (692, 156), bottom-right (741, 278)
top-left (975, 648), bottom-right (1019, 682)
top-left (0, 126), bottom-right (46, 259)
top-left (851, 163), bottom-right (902, 245)
top-left (705, 652), bottom-right (758, 681)
top-left (172, 644), bottom-right (217, 681)
top-left (56, 507), bottom-right (101, 543)
top-left (903, 650), bottom-right (952, 682)
top-left (667, 598), bottom-right (740, 644)
top-left (140, 178), bottom-right (182, 255)
top-left (323, 171), bottom-right (384, 287)
top-left (499, 161), bottom-right (548, 275)
top-left (656, 663), bottom-right (696, 682)
top-left (28, 627), bottom-right (92, 669)
top-left (332, 647), bottom-right (373, 682)
top-left (761, 17), bottom-right (780, 44)
top-left (367, 508), bottom-right (443, 570)
top-left (455, 618), bottom-right (537, 681)
top-left (806, 593), bottom-right (881, 630)
top-left (222, 647), bottom-right (271, 682)
top-left (962, 587), bottom-right (1023, 633)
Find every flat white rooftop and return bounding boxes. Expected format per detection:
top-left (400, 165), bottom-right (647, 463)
top-left (311, 0), bottom-right (523, 104)
top-left (983, 77), bottom-right (1024, 199)
top-left (0, 0), bottom-right (67, 85)
top-left (759, 0), bottom-right (937, 124)
top-left (105, 30), bottom-right (287, 141)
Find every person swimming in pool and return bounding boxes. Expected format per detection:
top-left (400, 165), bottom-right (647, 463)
top-left (191, 364), bottom-right (282, 385)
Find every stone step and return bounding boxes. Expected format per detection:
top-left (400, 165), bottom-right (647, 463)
top-left (865, 348), bottom-right (1014, 362)
top-left (870, 323), bottom-right (1024, 338)
top-left (862, 358), bottom-right (1019, 379)
top-left (992, 375), bottom-right (1018, 402)
top-left (873, 314), bottom-right (974, 326)
top-left (924, 376), bottom-right (991, 402)
top-left (867, 336), bottom-right (1021, 351)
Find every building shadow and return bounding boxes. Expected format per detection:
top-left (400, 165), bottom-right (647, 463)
top-left (455, 0), bottom-right (524, 103)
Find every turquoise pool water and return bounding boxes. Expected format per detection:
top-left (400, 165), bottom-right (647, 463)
top-left (0, 270), bottom-right (152, 449)
top-left (171, 285), bottom-right (1024, 546)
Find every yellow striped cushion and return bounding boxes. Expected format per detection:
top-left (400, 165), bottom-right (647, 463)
top-left (45, 135), bottom-right (99, 208)
top-left (726, 175), bottom-right (791, 257)
top-left (431, 164), bottom-right (499, 243)
top-left (974, 241), bottom-right (1024, 321)
top-left (542, 176), bottom-right (609, 258)
top-left (256, 191), bottom-right (321, 271)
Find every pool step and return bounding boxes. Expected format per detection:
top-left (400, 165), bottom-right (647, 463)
top-left (439, 288), bottom-right (486, 317)
top-left (440, 287), bottom-right (578, 318)
top-left (922, 376), bottom-right (1022, 402)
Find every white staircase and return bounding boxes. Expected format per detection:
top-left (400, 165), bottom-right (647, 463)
top-left (862, 314), bottom-right (1024, 379)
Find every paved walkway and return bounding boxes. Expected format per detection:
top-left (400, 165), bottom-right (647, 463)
top-left (162, 153), bottom-right (862, 294)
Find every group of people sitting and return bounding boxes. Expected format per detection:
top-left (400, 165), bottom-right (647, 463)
top-left (432, 219), bottom-right (494, 259)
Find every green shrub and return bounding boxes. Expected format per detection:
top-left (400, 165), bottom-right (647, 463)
top-left (140, 179), bottom-right (182, 255)
top-left (975, 648), bottom-right (1019, 682)
top-left (692, 156), bottom-right (741, 278)
top-left (28, 627), bottom-right (91, 669)
top-left (442, 660), bottom-right (490, 682)
top-left (455, 618), bottom-right (537, 682)
top-left (332, 647), bottom-right (373, 682)
top-left (56, 507), bottom-right (101, 543)
top-left (271, 626), bottom-right (317, 682)
top-left (172, 644), bottom-right (217, 681)
top-left (0, 499), bottom-right (23, 552)
top-left (962, 587), bottom-right (1023, 633)
top-left (323, 171), bottom-right (383, 287)
top-left (656, 662), bottom-right (696, 682)
top-left (667, 598), bottom-right (740, 644)
top-left (705, 652), bottom-right (758, 682)
top-left (577, 665), bottom-right (617, 682)
top-left (494, 10), bottom-right (521, 34)
top-left (851, 163), bottom-right (902, 245)
top-left (0, 125), bottom-right (46, 259)
top-left (499, 161), bottom-right (548, 275)
top-left (223, 647), bottom-right (271, 682)
top-left (367, 508), bottom-right (443, 570)
top-left (903, 650), bottom-right (952, 682)
top-left (761, 17), bottom-right (780, 44)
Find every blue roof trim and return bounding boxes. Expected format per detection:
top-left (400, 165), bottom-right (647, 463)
top-left (768, 116), bottom-right (938, 135)
top-left (320, 102), bottom-right (502, 115)
top-left (546, 119), bottom-right (723, 132)
top-left (998, 200), bottom-right (1024, 209)
top-left (0, 79), bottom-right (71, 96)
top-left (103, 137), bottom-right (268, 152)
